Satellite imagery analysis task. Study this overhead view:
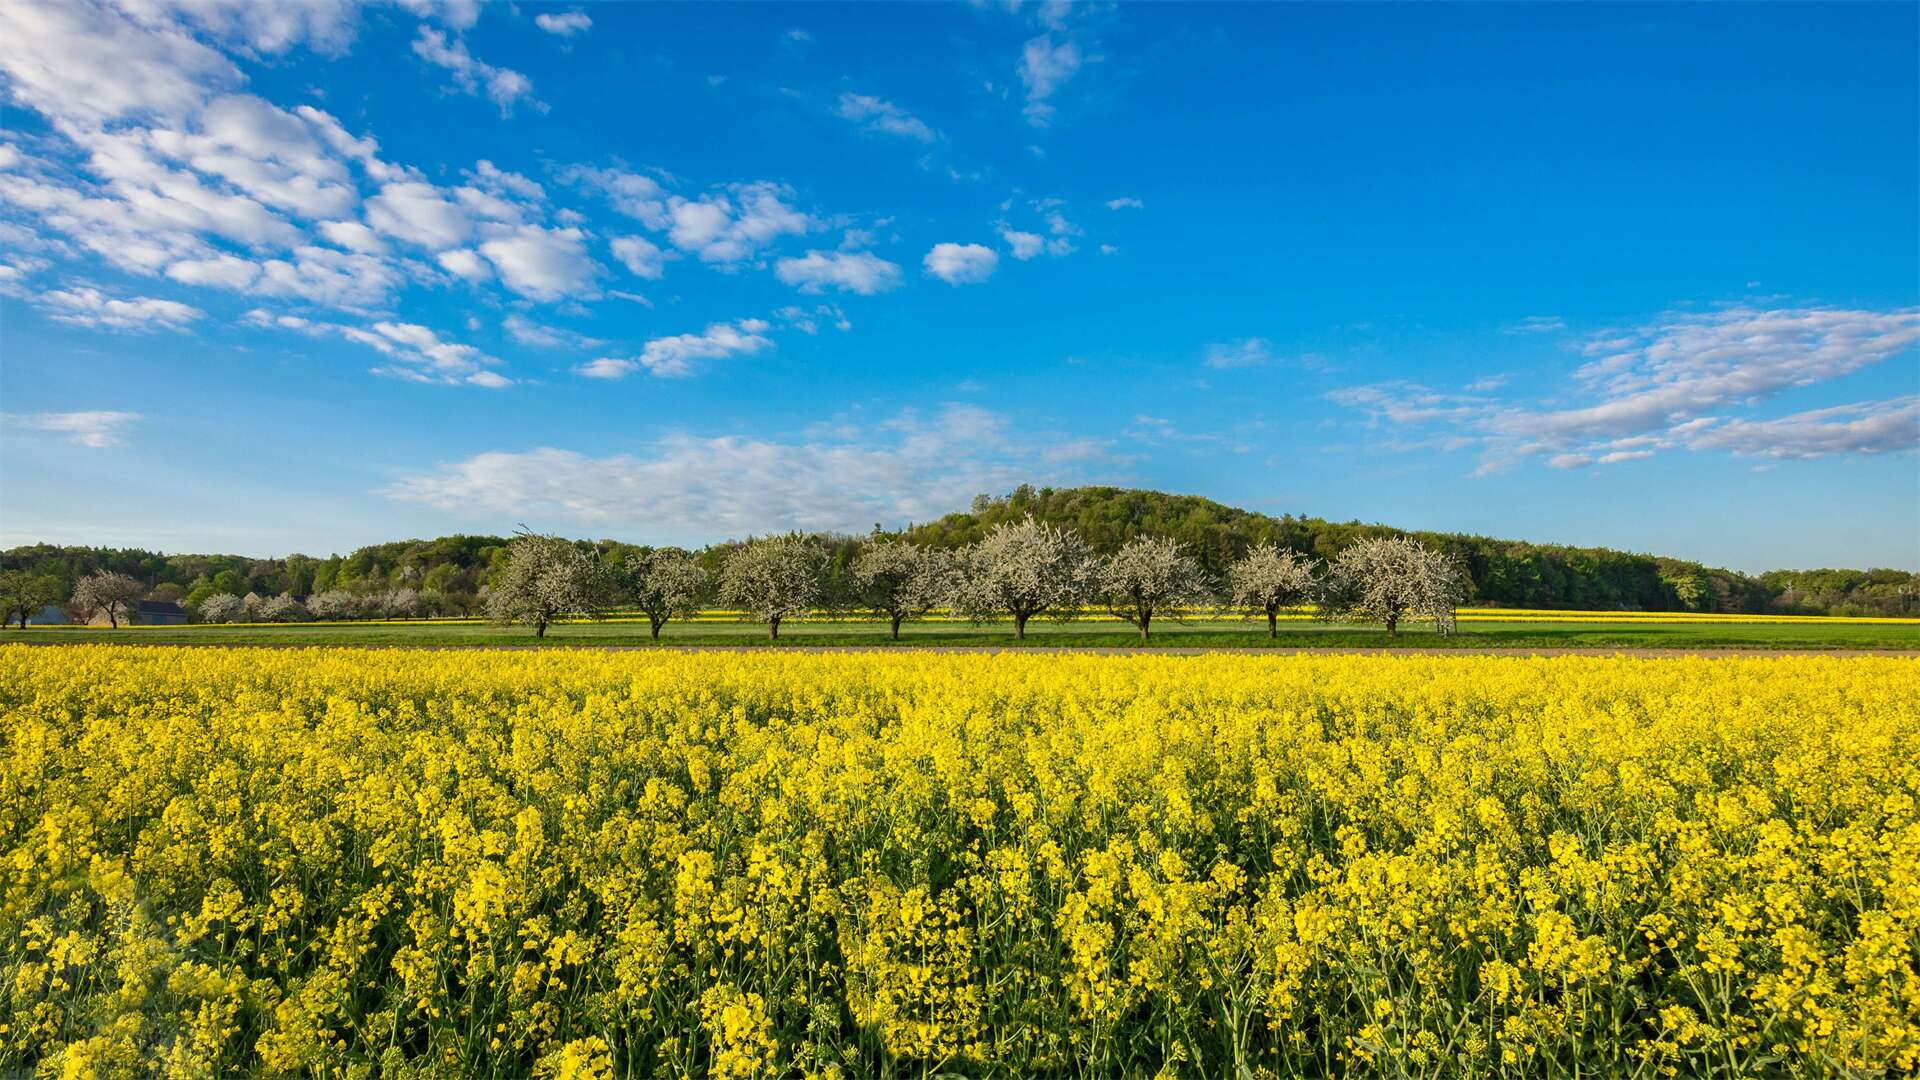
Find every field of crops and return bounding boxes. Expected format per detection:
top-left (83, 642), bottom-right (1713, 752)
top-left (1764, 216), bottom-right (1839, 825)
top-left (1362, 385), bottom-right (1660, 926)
top-left (3, 646), bottom-right (1917, 1077)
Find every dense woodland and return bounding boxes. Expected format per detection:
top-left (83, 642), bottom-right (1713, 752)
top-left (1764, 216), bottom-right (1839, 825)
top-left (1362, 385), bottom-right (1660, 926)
top-left (4, 486), bottom-right (1913, 618)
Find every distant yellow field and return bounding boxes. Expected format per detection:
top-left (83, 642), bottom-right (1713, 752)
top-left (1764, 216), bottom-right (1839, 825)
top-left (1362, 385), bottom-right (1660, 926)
top-left (74, 604), bottom-right (1920, 629)
top-left (4, 646), bottom-right (1915, 1076)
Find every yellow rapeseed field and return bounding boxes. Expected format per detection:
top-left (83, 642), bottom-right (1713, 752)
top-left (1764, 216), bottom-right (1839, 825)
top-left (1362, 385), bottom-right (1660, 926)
top-left (2, 645), bottom-right (1916, 1078)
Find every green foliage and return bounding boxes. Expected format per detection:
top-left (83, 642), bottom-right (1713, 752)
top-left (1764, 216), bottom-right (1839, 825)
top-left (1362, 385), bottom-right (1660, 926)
top-left (2, 489), bottom-right (1909, 618)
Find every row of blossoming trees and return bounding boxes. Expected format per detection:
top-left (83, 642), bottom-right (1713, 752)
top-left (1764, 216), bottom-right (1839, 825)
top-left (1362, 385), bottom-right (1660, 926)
top-left (488, 516), bottom-right (1467, 641)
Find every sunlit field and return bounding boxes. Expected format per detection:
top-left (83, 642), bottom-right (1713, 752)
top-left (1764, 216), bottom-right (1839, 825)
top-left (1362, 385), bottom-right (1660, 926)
top-left (4, 608), bottom-right (1917, 650)
top-left (4, 646), bottom-right (1916, 1076)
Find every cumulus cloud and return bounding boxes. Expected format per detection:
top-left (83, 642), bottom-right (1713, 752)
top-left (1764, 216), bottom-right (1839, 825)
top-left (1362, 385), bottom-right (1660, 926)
top-left (923, 242), bottom-right (998, 285)
top-left (609, 234), bottom-right (667, 279)
top-left (364, 180), bottom-right (473, 249)
top-left (660, 182), bottom-right (812, 264)
top-left (837, 92), bottom-right (936, 142)
top-left (382, 404), bottom-right (1114, 539)
top-left (1328, 305), bottom-right (1920, 471)
top-left (999, 217), bottom-right (1075, 260)
top-left (1105, 197), bottom-right (1143, 210)
top-left (477, 223), bottom-right (599, 301)
top-left (775, 250), bottom-right (902, 295)
top-left (411, 27), bottom-right (538, 115)
top-left (579, 320), bottom-right (774, 379)
top-left (534, 11), bottom-right (592, 36)
top-left (2, 409), bottom-right (140, 448)
top-left (37, 285), bottom-right (203, 329)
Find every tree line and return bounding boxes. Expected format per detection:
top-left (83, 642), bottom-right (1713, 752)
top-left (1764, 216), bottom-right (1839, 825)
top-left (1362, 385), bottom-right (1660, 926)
top-left (485, 521), bottom-right (1465, 642)
top-left (2, 486), bottom-right (1913, 628)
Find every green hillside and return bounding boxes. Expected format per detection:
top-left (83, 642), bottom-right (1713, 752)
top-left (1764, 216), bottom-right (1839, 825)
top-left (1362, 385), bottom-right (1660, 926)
top-left (5, 487), bottom-right (1914, 617)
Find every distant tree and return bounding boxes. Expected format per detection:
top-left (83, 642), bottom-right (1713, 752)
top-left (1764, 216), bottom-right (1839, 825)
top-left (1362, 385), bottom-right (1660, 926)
top-left (148, 582), bottom-right (184, 604)
top-left (852, 539), bottom-right (953, 640)
top-left (487, 530), bottom-right (608, 638)
top-left (720, 536), bottom-right (825, 640)
top-left (306, 590), bottom-right (357, 621)
top-left (259, 594), bottom-right (309, 622)
top-left (380, 587), bottom-right (425, 619)
top-left (1227, 544), bottom-right (1318, 638)
top-left (198, 594), bottom-right (244, 624)
top-left (1320, 536), bottom-right (1465, 636)
top-left (618, 547), bottom-right (707, 640)
top-left (241, 592), bottom-right (266, 621)
top-left (1097, 535), bottom-right (1211, 643)
top-left (950, 516), bottom-right (1096, 639)
top-left (72, 571), bottom-right (144, 628)
top-left (0, 571), bottom-right (63, 628)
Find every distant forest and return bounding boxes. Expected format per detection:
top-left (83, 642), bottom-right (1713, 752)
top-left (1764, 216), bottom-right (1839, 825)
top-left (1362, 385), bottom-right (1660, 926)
top-left (4, 485), bottom-right (1914, 618)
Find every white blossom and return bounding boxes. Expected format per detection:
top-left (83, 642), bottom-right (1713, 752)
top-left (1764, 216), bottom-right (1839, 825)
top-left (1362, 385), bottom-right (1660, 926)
top-left (949, 516), bottom-right (1096, 639)
top-left (720, 535), bottom-right (825, 639)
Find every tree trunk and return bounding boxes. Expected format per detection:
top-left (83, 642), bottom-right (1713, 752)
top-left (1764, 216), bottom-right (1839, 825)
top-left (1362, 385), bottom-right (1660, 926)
top-left (1014, 611), bottom-right (1028, 639)
top-left (1267, 609), bottom-right (1278, 639)
top-left (1385, 611), bottom-right (1399, 636)
top-left (650, 616), bottom-right (663, 640)
top-left (1139, 611), bottom-right (1150, 643)
top-left (769, 616), bottom-right (780, 640)
top-left (890, 614), bottom-right (902, 640)
top-left (107, 607), bottom-right (118, 629)
top-left (535, 619), bottom-right (548, 638)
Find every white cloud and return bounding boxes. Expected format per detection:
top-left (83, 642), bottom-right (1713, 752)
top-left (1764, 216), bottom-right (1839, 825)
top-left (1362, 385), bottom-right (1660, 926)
top-left (1505, 315), bottom-right (1566, 334)
top-left (1328, 305), bottom-right (1920, 471)
top-left (37, 285), bottom-right (203, 330)
top-left (165, 252), bottom-right (259, 288)
top-left (253, 245), bottom-right (401, 307)
top-left (660, 181), bottom-right (812, 264)
top-left (437, 248), bottom-right (489, 282)
top-left (504, 313), bottom-right (602, 349)
top-left (534, 11), bottom-right (592, 36)
top-left (382, 404), bottom-right (1114, 539)
top-left (412, 27), bottom-right (538, 115)
top-left (998, 219), bottom-right (1074, 260)
top-left (1511, 306), bottom-right (1920, 442)
top-left (837, 92), bottom-right (936, 142)
top-left (0, 0), bottom-right (240, 127)
top-left (1105, 197), bottom-right (1143, 210)
top-left (580, 320), bottom-right (774, 379)
top-left (477, 224), bottom-right (598, 301)
top-left (1686, 396), bottom-right (1920, 459)
top-left (562, 164), bottom-right (666, 219)
top-left (1001, 228), bottom-right (1045, 260)
top-left (246, 308), bottom-right (508, 387)
top-left (364, 180), bottom-right (473, 249)
top-left (318, 219), bottom-right (386, 253)
top-left (775, 249), bottom-right (902, 295)
top-left (1018, 35), bottom-right (1081, 126)
top-left (1203, 338), bottom-right (1274, 370)
top-left (609, 234), bottom-right (667, 279)
top-left (923, 242), bottom-right (998, 285)
top-left (2, 409), bottom-right (141, 448)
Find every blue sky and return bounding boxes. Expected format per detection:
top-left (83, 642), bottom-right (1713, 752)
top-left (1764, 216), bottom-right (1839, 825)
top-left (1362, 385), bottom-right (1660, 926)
top-left (0, 0), bottom-right (1915, 572)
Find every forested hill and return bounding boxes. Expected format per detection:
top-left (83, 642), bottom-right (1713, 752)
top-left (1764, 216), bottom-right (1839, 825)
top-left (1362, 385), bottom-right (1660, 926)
top-left (3, 486), bottom-right (1913, 616)
top-left (899, 486), bottom-right (1914, 616)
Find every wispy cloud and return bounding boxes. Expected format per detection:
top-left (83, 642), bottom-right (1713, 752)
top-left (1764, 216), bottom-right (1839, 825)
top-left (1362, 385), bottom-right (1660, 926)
top-left (383, 404), bottom-right (1117, 539)
top-left (1328, 305), bottom-right (1920, 471)
top-left (2, 409), bottom-right (141, 448)
top-left (837, 92), bottom-right (936, 142)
